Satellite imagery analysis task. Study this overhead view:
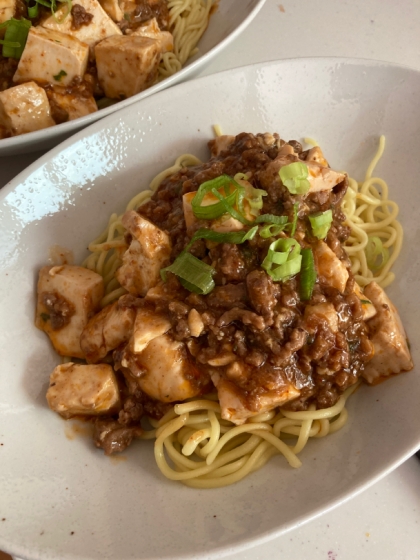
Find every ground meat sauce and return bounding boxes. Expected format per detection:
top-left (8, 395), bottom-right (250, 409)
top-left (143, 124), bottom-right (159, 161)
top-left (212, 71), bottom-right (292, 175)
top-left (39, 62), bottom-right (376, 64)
top-left (71, 4), bottom-right (94, 30)
top-left (95, 132), bottom-right (374, 453)
top-left (41, 291), bottom-right (75, 330)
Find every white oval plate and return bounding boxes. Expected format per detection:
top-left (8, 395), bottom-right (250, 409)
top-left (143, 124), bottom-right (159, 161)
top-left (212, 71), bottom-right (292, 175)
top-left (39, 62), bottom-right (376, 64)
top-left (0, 0), bottom-right (266, 157)
top-left (1, 58), bottom-right (420, 560)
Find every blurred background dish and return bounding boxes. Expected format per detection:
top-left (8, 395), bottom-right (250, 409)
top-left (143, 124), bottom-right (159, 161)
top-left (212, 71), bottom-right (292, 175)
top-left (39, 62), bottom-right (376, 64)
top-left (0, 57), bottom-right (419, 560)
top-left (0, 0), bottom-right (266, 156)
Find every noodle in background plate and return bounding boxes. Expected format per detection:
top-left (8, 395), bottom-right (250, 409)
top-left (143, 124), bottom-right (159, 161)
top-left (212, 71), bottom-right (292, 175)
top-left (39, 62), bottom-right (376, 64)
top-left (80, 134), bottom-right (402, 487)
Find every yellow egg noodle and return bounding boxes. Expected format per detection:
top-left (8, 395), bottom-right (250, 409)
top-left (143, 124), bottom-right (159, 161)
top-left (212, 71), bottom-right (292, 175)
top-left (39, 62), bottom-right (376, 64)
top-left (341, 136), bottom-right (402, 288)
top-left (81, 135), bottom-right (401, 488)
top-left (159, 0), bottom-right (214, 79)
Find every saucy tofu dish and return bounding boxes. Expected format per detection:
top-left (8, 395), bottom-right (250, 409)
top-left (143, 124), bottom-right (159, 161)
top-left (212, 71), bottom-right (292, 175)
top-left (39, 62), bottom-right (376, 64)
top-left (0, 0), bottom-right (212, 138)
top-left (35, 132), bottom-right (413, 486)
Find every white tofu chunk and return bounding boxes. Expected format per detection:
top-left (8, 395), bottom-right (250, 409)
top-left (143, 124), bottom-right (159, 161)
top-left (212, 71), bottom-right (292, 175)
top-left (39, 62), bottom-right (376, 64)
top-left (306, 160), bottom-right (346, 194)
top-left (183, 180), bottom-right (258, 235)
top-left (132, 334), bottom-right (201, 402)
top-left (304, 302), bottom-right (338, 333)
top-left (130, 308), bottom-right (171, 353)
top-left (211, 372), bottom-right (300, 425)
top-left (48, 87), bottom-right (98, 121)
top-left (353, 282), bottom-right (376, 321)
top-left (305, 146), bottom-right (329, 167)
top-left (42, 0), bottom-right (122, 48)
top-left (99, 0), bottom-right (123, 21)
top-left (13, 27), bottom-right (89, 87)
top-left (0, 0), bottom-right (15, 23)
top-left (116, 210), bottom-right (171, 297)
top-left (313, 241), bottom-right (349, 293)
top-left (208, 135), bottom-right (235, 157)
top-left (80, 300), bottom-right (136, 362)
top-left (132, 17), bottom-right (173, 53)
top-left (35, 265), bottom-right (104, 358)
top-left (47, 362), bottom-right (120, 418)
top-left (362, 282), bottom-right (413, 385)
top-left (259, 153), bottom-right (345, 195)
top-left (0, 82), bottom-right (55, 136)
top-left (95, 35), bottom-right (160, 99)
top-left (188, 308), bottom-right (204, 337)
top-left (183, 190), bottom-right (245, 234)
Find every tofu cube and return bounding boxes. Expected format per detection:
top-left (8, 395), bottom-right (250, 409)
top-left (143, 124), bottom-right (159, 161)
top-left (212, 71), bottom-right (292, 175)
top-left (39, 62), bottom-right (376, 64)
top-left (116, 210), bottom-right (171, 296)
top-left (304, 302), bottom-right (338, 333)
top-left (313, 241), bottom-right (349, 293)
top-left (95, 35), bottom-right (160, 99)
top-left (183, 191), bottom-right (245, 234)
top-left (42, 0), bottom-right (122, 48)
top-left (48, 87), bottom-right (98, 122)
top-left (130, 308), bottom-right (171, 354)
top-left (80, 300), bottom-right (136, 363)
top-left (362, 282), bottom-right (413, 385)
top-left (353, 282), bottom-right (376, 321)
top-left (0, 0), bottom-right (15, 24)
top-left (130, 334), bottom-right (201, 403)
top-left (47, 362), bottom-right (120, 418)
top-left (211, 372), bottom-right (300, 425)
top-left (259, 154), bottom-right (345, 195)
top-left (0, 82), bottom-right (55, 136)
top-left (132, 17), bottom-right (173, 53)
top-left (13, 27), bottom-right (89, 87)
top-left (305, 146), bottom-right (329, 167)
top-left (99, 0), bottom-right (123, 21)
top-left (35, 265), bottom-right (104, 358)
top-left (183, 180), bottom-right (257, 235)
top-left (306, 160), bottom-right (346, 194)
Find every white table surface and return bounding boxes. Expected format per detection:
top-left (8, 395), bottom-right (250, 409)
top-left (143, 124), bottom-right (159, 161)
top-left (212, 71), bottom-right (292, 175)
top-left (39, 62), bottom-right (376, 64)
top-left (2, 1), bottom-right (420, 559)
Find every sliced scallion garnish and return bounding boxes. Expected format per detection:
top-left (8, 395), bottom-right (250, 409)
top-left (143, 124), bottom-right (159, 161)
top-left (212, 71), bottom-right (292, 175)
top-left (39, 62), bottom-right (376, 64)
top-left (300, 248), bottom-right (316, 300)
top-left (279, 162), bottom-right (310, 195)
top-left (309, 209), bottom-right (333, 239)
top-left (191, 175), bottom-right (245, 221)
top-left (188, 226), bottom-right (258, 248)
top-left (262, 238), bottom-right (302, 282)
top-left (161, 252), bottom-right (215, 295)
top-left (0, 18), bottom-right (31, 58)
top-left (366, 236), bottom-right (389, 271)
top-left (244, 186), bottom-right (267, 216)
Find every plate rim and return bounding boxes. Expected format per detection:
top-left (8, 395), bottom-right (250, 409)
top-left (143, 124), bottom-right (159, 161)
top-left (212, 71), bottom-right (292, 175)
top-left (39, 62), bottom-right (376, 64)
top-left (1, 55), bottom-right (420, 560)
top-left (0, 0), bottom-right (267, 155)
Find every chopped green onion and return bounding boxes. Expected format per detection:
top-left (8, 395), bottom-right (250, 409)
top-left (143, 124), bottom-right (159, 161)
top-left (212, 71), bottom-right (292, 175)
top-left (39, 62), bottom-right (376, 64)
top-left (0, 18), bottom-right (31, 58)
top-left (161, 252), bottom-right (215, 295)
top-left (288, 202), bottom-right (299, 237)
top-left (300, 248), bottom-right (316, 300)
top-left (262, 238), bottom-right (302, 282)
top-left (211, 187), bottom-right (249, 224)
top-left (191, 175), bottom-right (244, 221)
top-left (360, 299), bottom-right (371, 304)
top-left (279, 162), bottom-right (310, 195)
top-left (52, 0), bottom-right (72, 23)
top-left (233, 173), bottom-right (249, 182)
top-left (244, 186), bottom-right (267, 216)
top-left (27, 2), bottom-right (39, 17)
top-left (259, 223), bottom-right (286, 238)
top-left (255, 214), bottom-right (288, 225)
top-left (188, 226), bottom-right (258, 248)
top-left (366, 236), bottom-right (389, 271)
top-left (53, 69), bottom-right (67, 81)
top-left (309, 209), bottom-right (333, 239)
